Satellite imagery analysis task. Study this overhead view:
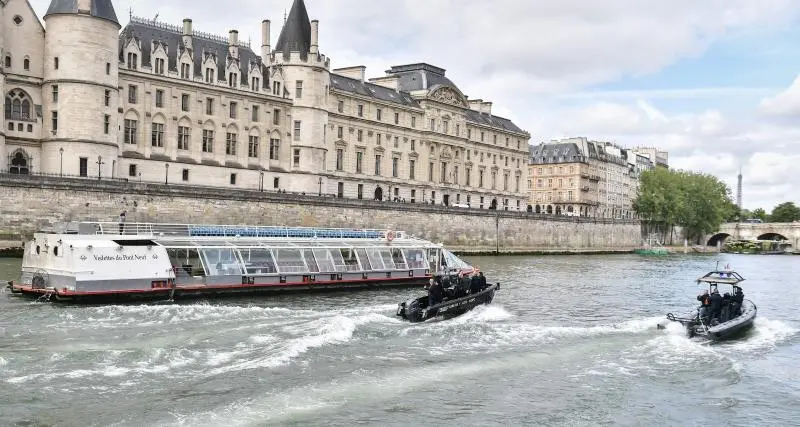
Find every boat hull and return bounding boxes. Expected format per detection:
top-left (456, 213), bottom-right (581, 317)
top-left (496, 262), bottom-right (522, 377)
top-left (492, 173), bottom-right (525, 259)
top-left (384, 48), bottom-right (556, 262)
top-left (397, 283), bottom-right (498, 323)
top-left (8, 276), bottom-right (430, 304)
top-left (661, 300), bottom-right (757, 342)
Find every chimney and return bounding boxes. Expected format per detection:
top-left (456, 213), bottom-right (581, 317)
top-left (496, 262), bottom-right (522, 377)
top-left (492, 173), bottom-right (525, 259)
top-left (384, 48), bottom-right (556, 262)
top-left (182, 19), bottom-right (193, 50)
top-left (332, 66), bottom-right (365, 82)
top-left (228, 30), bottom-right (239, 59)
top-left (77, 0), bottom-right (90, 13)
top-left (261, 20), bottom-right (271, 62)
top-left (481, 101), bottom-right (493, 115)
top-left (310, 20), bottom-right (319, 54)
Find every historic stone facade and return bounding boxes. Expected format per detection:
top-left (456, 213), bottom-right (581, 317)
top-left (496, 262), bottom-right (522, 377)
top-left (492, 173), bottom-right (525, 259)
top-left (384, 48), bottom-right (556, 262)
top-left (0, 174), bottom-right (641, 253)
top-left (1, 0), bottom-right (530, 210)
top-left (529, 137), bottom-right (655, 218)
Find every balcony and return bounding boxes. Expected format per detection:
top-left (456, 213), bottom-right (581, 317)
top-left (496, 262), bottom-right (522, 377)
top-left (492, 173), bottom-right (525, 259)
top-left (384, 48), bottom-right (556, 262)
top-left (581, 186), bottom-right (590, 192)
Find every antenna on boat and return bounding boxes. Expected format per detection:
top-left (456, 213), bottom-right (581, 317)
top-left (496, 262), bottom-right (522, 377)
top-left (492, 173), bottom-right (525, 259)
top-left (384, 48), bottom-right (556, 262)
top-left (715, 260), bottom-right (719, 270)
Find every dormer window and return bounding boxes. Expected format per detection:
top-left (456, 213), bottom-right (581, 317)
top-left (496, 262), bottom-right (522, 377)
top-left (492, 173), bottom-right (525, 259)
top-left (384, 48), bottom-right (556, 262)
top-left (181, 63), bottom-right (191, 79)
top-left (205, 68), bottom-right (214, 83)
top-left (229, 72), bottom-right (237, 88)
top-left (154, 58), bottom-right (165, 75)
top-left (272, 81), bottom-right (281, 96)
top-left (251, 77), bottom-right (260, 91)
top-left (126, 52), bottom-right (137, 70)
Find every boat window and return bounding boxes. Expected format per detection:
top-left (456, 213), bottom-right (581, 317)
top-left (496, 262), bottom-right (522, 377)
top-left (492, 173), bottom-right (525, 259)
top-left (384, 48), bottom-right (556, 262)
top-left (340, 248), bottom-right (361, 272)
top-left (312, 249), bottom-right (336, 272)
top-left (391, 248), bottom-right (407, 269)
top-left (329, 249), bottom-right (348, 272)
top-left (378, 249), bottom-right (397, 269)
top-left (300, 249), bottom-right (319, 273)
top-left (200, 248), bottom-right (243, 276)
top-left (239, 247), bottom-right (277, 274)
top-left (168, 248), bottom-right (206, 277)
top-left (403, 248), bottom-right (426, 269)
top-left (274, 249), bottom-right (307, 273)
top-left (355, 248), bottom-right (371, 270)
top-left (366, 248), bottom-right (385, 270)
top-left (112, 239), bottom-right (157, 246)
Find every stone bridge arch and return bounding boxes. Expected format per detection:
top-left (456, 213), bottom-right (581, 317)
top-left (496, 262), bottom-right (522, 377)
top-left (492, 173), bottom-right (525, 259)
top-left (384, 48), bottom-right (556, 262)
top-left (757, 232), bottom-right (788, 241)
top-left (707, 233), bottom-right (731, 247)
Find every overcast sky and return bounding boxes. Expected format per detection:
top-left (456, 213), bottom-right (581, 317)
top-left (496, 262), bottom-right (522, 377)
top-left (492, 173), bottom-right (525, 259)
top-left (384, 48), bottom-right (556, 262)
top-left (28, 0), bottom-right (800, 211)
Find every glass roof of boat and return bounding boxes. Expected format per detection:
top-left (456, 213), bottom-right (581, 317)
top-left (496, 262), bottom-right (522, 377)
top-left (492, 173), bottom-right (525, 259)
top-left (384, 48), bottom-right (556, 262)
top-left (152, 238), bottom-right (440, 249)
top-left (697, 270), bottom-right (745, 285)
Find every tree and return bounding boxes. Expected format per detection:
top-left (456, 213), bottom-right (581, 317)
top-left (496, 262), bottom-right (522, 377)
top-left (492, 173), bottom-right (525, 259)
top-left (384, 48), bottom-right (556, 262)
top-left (770, 202), bottom-right (800, 223)
top-left (750, 208), bottom-right (768, 222)
top-left (634, 168), bottom-right (736, 244)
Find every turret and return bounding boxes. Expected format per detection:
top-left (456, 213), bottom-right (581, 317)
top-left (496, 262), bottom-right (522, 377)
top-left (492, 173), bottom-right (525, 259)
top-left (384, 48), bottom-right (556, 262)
top-left (270, 0), bottom-right (331, 191)
top-left (43, 0), bottom-right (120, 177)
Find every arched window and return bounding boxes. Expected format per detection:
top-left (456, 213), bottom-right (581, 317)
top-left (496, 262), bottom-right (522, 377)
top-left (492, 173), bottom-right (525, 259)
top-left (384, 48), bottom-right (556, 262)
top-left (3, 55), bottom-right (10, 68)
top-left (23, 58), bottom-right (30, 70)
top-left (5, 89), bottom-right (33, 120)
top-left (9, 150), bottom-right (31, 174)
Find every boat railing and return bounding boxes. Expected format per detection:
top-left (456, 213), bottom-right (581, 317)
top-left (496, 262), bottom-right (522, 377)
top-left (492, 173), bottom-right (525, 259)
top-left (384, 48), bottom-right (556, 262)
top-left (81, 222), bottom-right (409, 240)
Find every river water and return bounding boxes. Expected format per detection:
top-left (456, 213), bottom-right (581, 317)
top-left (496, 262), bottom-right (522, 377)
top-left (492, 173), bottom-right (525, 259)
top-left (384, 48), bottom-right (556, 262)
top-left (0, 254), bottom-right (797, 426)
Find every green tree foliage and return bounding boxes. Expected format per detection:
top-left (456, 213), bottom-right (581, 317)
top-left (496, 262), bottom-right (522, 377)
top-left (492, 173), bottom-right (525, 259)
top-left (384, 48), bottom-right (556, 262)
top-left (633, 168), bottom-right (736, 243)
top-left (750, 208), bottom-right (768, 222)
top-left (769, 202), bottom-right (800, 222)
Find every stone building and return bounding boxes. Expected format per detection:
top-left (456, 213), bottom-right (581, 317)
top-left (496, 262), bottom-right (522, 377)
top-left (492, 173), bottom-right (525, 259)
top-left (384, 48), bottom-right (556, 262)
top-left (1, 0), bottom-right (530, 210)
top-left (529, 137), bottom-right (652, 218)
top-left (630, 146), bottom-right (668, 169)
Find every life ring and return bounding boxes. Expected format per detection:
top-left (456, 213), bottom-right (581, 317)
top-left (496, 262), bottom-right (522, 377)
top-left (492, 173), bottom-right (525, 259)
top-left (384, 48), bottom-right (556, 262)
top-left (386, 230), bottom-right (396, 241)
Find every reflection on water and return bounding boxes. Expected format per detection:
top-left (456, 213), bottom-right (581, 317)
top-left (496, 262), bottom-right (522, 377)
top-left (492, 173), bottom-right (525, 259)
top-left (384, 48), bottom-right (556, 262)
top-left (0, 254), bottom-right (798, 426)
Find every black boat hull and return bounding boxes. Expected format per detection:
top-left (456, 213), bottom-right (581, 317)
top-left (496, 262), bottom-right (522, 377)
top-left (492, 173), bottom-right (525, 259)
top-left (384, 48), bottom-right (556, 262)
top-left (661, 299), bottom-right (757, 341)
top-left (397, 283), bottom-right (499, 322)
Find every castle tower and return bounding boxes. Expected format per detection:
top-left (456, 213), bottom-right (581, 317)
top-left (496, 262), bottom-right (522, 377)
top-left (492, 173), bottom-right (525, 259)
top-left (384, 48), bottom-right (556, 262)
top-left (270, 0), bottom-right (330, 189)
top-left (42, 0), bottom-right (121, 177)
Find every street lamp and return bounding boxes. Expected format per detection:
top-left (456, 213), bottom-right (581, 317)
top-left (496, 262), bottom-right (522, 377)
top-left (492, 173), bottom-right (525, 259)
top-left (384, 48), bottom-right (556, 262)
top-left (96, 155), bottom-right (104, 180)
top-left (59, 147), bottom-right (64, 177)
top-left (318, 176), bottom-right (322, 196)
top-left (259, 171), bottom-right (264, 192)
top-left (164, 163), bottom-right (169, 184)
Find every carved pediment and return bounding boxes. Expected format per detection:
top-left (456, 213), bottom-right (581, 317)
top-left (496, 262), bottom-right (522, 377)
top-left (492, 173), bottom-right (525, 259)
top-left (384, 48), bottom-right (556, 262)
top-left (429, 86), bottom-right (467, 108)
top-left (374, 145), bottom-right (386, 153)
top-left (408, 151), bottom-right (419, 159)
top-left (334, 139), bottom-right (347, 148)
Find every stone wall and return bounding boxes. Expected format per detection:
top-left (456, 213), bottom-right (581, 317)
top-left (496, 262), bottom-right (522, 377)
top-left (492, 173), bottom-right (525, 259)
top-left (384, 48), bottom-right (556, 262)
top-left (0, 174), bottom-right (642, 253)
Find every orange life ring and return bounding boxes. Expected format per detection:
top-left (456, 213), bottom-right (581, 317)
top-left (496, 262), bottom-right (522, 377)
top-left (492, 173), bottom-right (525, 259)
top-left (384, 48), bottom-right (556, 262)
top-left (386, 230), bottom-right (396, 241)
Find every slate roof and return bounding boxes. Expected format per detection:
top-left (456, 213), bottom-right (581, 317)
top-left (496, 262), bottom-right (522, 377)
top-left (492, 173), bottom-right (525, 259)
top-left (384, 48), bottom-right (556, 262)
top-left (530, 142), bottom-right (587, 164)
top-left (118, 17), bottom-right (266, 88)
top-left (44, 0), bottom-right (120, 26)
top-left (330, 63), bottom-right (526, 134)
top-left (330, 74), bottom-right (419, 108)
top-left (274, 0), bottom-right (312, 60)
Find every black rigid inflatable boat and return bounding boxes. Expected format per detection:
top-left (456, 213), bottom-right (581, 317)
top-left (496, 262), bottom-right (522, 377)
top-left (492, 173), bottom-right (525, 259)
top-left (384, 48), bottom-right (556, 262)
top-left (396, 282), bottom-right (499, 323)
top-left (658, 267), bottom-right (756, 341)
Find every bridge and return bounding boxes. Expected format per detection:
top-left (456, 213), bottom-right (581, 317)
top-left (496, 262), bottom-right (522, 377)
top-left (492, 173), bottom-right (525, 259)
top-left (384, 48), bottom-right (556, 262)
top-left (706, 222), bottom-right (800, 250)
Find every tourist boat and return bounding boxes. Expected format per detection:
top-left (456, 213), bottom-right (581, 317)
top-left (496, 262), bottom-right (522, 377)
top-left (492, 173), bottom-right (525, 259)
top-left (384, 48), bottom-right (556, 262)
top-left (7, 222), bottom-right (473, 303)
top-left (658, 267), bottom-right (757, 341)
top-left (396, 280), bottom-right (499, 322)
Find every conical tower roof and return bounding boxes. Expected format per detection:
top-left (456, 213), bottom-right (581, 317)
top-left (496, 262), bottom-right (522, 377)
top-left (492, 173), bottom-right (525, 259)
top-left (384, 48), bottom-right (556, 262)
top-left (44, 0), bottom-right (120, 26)
top-left (274, 0), bottom-right (312, 59)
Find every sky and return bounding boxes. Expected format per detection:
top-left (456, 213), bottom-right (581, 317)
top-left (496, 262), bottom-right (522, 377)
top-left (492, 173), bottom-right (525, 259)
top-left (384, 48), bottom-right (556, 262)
top-left (27, 0), bottom-right (800, 212)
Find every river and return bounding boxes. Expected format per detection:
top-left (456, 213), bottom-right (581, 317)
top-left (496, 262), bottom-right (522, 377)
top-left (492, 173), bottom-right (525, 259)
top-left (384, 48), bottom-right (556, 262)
top-left (0, 254), bottom-right (797, 426)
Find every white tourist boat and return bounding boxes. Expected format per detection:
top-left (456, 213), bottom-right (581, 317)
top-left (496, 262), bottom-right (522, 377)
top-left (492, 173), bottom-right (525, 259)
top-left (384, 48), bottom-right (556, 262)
top-left (8, 222), bottom-right (473, 303)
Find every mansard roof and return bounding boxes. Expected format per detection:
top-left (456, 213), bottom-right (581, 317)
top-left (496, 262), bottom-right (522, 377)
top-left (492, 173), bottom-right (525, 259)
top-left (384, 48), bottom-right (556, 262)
top-left (330, 63), bottom-right (527, 135)
top-left (118, 17), bottom-right (267, 89)
top-left (330, 74), bottom-right (420, 108)
top-left (530, 142), bottom-right (586, 164)
top-left (274, 0), bottom-right (312, 59)
top-left (44, 0), bottom-right (120, 26)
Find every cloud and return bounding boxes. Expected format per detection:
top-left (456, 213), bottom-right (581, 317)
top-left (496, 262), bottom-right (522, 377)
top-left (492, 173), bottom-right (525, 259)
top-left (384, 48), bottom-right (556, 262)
top-left (759, 74), bottom-right (800, 117)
